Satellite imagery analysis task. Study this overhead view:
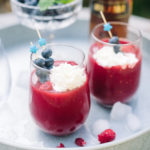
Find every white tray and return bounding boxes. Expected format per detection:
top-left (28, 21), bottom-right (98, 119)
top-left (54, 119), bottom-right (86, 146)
top-left (0, 15), bottom-right (150, 150)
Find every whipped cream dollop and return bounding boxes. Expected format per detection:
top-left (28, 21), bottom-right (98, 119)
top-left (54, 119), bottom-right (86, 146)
top-left (50, 63), bottom-right (86, 92)
top-left (93, 46), bottom-right (138, 68)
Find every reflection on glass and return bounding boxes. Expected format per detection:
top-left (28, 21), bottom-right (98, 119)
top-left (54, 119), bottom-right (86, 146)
top-left (0, 40), bottom-right (11, 103)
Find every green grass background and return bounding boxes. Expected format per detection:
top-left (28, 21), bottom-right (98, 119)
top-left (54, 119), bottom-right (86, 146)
top-left (83, 0), bottom-right (150, 18)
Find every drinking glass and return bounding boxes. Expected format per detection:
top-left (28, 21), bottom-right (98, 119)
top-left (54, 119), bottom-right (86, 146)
top-left (30, 43), bottom-right (90, 135)
top-left (87, 22), bottom-right (142, 107)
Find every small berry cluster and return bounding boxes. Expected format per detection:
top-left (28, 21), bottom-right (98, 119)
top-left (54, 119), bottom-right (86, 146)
top-left (30, 38), bottom-right (54, 83)
top-left (34, 49), bottom-right (54, 70)
top-left (75, 138), bottom-right (86, 147)
top-left (56, 143), bottom-right (65, 148)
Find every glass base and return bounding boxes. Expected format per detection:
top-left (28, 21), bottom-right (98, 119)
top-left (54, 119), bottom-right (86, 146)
top-left (92, 93), bottom-right (138, 108)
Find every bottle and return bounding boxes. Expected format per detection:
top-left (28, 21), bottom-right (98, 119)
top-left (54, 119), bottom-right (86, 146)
top-left (0, 0), bottom-right (11, 13)
top-left (90, 0), bottom-right (133, 32)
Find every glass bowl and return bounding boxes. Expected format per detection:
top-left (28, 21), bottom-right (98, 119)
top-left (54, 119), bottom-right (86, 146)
top-left (11, 0), bottom-right (82, 30)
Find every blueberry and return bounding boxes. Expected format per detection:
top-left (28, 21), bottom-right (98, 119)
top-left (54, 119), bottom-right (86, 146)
top-left (41, 49), bottom-right (52, 59)
top-left (25, 0), bottom-right (39, 6)
top-left (45, 58), bottom-right (54, 69)
top-left (113, 45), bottom-right (120, 53)
top-left (34, 58), bottom-right (45, 68)
top-left (109, 36), bottom-right (119, 44)
top-left (36, 69), bottom-right (49, 83)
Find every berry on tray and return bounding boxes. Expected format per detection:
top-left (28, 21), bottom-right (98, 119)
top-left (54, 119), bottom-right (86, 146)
top-left (98, 129), bottom-right (116, 144)
top-left (56, 143), bottom-right (65, 148)
top-left (42, 49), bottom-right (52, 59)
top-left (34, 58), bottom-right (45, 68)
top-left (75, 138), bottom-right (86, 147)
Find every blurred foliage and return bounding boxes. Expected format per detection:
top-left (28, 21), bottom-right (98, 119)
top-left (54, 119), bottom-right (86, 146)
top-left (83, 0), bottom-right (89, 7)
top-left (133, 0), bottom-right (150, 18)
top-left (83, 0), bottom-right (150, 18)
top-left (0, 0), bottom-right (149, 18)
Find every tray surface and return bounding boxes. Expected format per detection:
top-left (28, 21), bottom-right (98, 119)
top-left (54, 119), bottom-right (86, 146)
top-left (0, 19), bottom-right (150, 149)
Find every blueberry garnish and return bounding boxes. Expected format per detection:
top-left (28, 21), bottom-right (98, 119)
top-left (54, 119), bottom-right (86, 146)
top-left (42, 49), bottom-right (52, 59)
top-left (33, 45), bottom-right (54, 83)
top-left (34, 58), bottom-right (45, 68)
top-left (109, 36), bottom-right (119, 44)
top-left (114, 45), bottom-right (120, 53)
top-left (109, 36), bottom-right (121, 53)
top-left (36, 69), bottom-right (49, 83)
top-left (45, 58), bottom-right (54, 69)
top-left (25, 0), bottom-right (39, 6)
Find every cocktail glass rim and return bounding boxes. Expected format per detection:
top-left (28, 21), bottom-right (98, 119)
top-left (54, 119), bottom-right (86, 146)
top-left (11, 0), bottom-right (81, 10)
top-left (30, 43), bottom-right (85, 74)
top-left (92, 21), bottom-right (142, 47)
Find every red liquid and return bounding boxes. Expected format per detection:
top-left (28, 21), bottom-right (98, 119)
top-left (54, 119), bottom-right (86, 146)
top-left (30, 62), bottom-right (90, 135)
top-left (87, 40), bottom-right (142, 106)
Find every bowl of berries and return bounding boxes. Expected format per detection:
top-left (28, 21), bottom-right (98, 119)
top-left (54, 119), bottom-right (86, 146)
top-left (11, 0), bottom-right (82, 30)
